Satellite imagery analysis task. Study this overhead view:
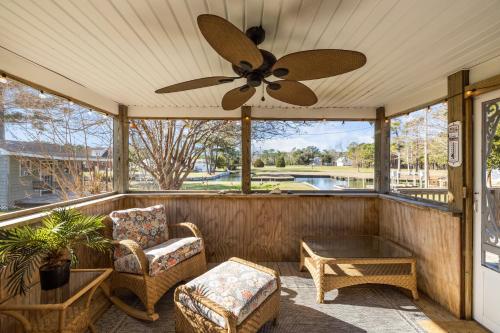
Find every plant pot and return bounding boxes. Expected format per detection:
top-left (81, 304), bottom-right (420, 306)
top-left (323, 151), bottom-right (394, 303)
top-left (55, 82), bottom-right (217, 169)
top-left (39, 260), bottom-right (71, 290)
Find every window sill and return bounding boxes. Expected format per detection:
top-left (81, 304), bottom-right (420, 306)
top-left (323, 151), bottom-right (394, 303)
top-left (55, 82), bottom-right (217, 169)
top-left (0, 192), bottom-right (123, 228)
top-left (379, 193), bottom-right (455, 215)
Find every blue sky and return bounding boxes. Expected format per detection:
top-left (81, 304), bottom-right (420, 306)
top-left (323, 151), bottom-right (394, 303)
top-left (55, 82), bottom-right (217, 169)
top-left (252, 121), bottom-right (374, 153)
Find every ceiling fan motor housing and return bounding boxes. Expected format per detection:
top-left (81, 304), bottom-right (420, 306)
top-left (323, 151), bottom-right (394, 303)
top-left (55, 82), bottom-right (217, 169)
top-left (246, 72), bottom-right (262, 87)
top-left (245, 26), bottom-right (265, 45)
top-left (232, 26), bottom-right (278, 86)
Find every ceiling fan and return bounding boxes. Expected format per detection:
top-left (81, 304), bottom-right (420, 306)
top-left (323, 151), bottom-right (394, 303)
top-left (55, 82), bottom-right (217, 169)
top-left (155, 14), bottom-right (367, 110)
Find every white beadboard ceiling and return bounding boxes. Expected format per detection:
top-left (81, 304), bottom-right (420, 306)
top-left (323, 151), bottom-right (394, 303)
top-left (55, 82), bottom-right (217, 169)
top-left (1, 0), bottom-right (500, 117)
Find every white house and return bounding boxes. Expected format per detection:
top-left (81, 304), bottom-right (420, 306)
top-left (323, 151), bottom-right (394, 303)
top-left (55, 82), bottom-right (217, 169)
top-left (336, 157), bottom-right (352, 167)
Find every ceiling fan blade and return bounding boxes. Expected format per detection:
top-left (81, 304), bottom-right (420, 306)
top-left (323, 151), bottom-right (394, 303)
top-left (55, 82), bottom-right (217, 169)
top-left (266, 80), bottom-right (318, 106)
top-left (155, 76), bottom-right (236, 93)
top-left (272, 49), bottom-right (367, 81)
top-left (197, 14), bottom-right (263, 70)
top-left (222, 85), bottom-right (256, 110)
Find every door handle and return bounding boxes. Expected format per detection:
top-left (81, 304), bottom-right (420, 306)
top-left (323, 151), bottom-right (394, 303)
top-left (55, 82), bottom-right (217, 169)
top-left (473, 192), bottom-right (480, 213)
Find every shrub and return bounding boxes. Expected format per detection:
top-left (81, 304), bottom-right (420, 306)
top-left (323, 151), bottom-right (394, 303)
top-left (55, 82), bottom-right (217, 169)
top-left (253, 158), bottom-right (265, 168)
top-left (276, 156), bottom-right (286, 168)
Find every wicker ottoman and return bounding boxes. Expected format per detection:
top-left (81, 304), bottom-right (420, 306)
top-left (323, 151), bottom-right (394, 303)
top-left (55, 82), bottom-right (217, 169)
top-left (174, 257), bottom-right (280, 333)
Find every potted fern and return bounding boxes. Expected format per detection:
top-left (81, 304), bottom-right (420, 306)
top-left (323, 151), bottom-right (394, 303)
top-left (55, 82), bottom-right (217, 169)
top-left (0, 208), bottom-right (110, 295)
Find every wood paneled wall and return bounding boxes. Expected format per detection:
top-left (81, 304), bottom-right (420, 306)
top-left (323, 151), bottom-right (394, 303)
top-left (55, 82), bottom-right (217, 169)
top-left (0, 192), bottom-right (464, 326)
top-left (379, 196), bottom-right (462, 317)
top-left (125, 194), bottom-right (379, 262)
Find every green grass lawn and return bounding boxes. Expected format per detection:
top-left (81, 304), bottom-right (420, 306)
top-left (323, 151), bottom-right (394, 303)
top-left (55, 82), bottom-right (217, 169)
top-left (181, 181), bottom-right (241, 191)
top-left (186, 170), bottom-right (228, 178)
top-left (180, 180), bottom-right (315, 191)
top-left (252, 165), bottom-right (374, 175)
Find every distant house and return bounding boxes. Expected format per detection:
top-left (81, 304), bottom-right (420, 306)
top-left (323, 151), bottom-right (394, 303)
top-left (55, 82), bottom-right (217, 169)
top-left (312, 157), bottom-right (322, 166)
top-left (336, 157), bottom-right (352, 167)
top-left (0, 140), bottom-right (111, 210)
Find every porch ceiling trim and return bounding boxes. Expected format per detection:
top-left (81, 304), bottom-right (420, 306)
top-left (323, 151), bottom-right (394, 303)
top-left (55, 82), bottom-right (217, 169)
top-left (0, 47), bottom-right (119, 115)
top-left (128, 105), bottom-right (377, 120)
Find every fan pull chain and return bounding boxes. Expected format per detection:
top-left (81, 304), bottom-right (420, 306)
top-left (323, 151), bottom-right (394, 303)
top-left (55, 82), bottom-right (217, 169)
top-left (261, 84), bottom-right (265, 101)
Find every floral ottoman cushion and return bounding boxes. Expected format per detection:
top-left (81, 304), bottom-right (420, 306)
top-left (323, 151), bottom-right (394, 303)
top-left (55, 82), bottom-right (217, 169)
top-left (114, 237), bottom-right (203, 276)
top-left (178, 260), bottom-right (278, 328)
top-left (110, 205), bottom-right (168, 259)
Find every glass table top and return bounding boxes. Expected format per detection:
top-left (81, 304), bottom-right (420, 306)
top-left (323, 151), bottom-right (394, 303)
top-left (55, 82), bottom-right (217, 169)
top-left (302, 235), bottom-right (414, 259)
top-left (0, 270), bottom-right (105, 307)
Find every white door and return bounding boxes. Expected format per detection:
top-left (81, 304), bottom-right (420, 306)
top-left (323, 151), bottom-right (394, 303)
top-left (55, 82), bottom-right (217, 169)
top-left (473, 90), bottom-right (500, 332)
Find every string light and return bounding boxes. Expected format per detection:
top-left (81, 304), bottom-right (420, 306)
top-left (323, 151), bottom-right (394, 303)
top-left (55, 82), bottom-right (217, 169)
top-left (465, 89), bottom-right (476, 97)
top-left (0, 73), bottom-right (7, 84)
top-left (38, 90), bottom-right (46, 99)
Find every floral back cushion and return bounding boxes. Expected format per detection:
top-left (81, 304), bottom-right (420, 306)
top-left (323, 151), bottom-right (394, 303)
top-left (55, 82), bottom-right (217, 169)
top-left (110, 205), bottom-right (168, 259)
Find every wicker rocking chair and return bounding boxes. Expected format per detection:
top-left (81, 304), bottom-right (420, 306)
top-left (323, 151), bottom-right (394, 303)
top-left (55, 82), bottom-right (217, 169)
top-left (106, 205), bottom-right (207, 321)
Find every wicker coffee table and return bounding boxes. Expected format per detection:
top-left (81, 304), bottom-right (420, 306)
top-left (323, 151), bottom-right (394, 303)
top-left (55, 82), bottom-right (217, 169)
top-left (0, 268), bottom-right (112, 333)
top-left (300, 235), bottom-right (418, 303)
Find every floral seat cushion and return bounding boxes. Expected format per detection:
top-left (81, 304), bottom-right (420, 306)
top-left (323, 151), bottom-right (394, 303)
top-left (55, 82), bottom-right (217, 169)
top-left (114, 237), bottom-right (203, 276)
top-left (178, 260), bottom-right (278, 328)
top-left (110, 205), bottom-right (168, 260)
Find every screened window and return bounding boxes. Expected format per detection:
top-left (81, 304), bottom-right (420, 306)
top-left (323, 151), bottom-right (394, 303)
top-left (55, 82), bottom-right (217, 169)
top-left (0, 77), bottom-right (113, 213)
top-left (389, 102), bottom-right (448, 203)
top-left (128, 119), bottom-right (241, 191)
top-left (250, 121), bottom-right (375, 191)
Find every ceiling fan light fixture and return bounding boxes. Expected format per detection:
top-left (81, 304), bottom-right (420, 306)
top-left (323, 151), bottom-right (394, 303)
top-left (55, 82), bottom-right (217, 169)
top-left (246, 72), bottom-right (262, 87)
top-left (273, 68), bottom-right (289, 77)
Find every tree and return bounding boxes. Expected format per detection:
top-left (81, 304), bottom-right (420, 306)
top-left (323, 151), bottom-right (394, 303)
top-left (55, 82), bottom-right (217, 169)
top-left (253, 158), bottom-right (264, 168)
top-left (260, 149), bottom-right (278, 166)
top-left (2, 80), bottom-right (113, 200)
top-left (346, 142), bottom-right (374, 171)
top-left (290, 146), bottom-right (320, 165)
top-left (276, 156), bottom-right (286, 167)
top-left (129, 119), bottom-right (235, 190)
top-left (202, 122), bottom-right (240, 174)
top-left (390, 120), bottom-right (402, 184)
top-left (320, 150), bottom-right (334, 165)
top-left (347, 143), bottom-right (363, 171)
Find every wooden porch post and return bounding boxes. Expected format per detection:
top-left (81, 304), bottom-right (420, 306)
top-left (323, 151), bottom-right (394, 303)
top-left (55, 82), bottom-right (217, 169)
top-left (241, 106), bottom-right (251, 194)
top-left (113, 104), bottom-right (129, 194)
top-left (375, 107), bottom-right (390, 193)
top-left (447, 70), bottom-right (469, 212)
top-left (447, 70), bottom-right (470, 319)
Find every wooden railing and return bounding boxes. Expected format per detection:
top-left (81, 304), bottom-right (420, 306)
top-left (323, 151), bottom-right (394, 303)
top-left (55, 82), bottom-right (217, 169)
top-left (393, 188), bottom-right (448, 203)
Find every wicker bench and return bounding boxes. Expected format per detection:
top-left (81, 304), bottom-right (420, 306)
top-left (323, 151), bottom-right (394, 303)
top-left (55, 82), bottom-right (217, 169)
top-left (174, 258), bottom-right (280, 333)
